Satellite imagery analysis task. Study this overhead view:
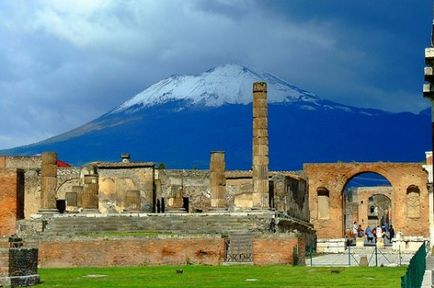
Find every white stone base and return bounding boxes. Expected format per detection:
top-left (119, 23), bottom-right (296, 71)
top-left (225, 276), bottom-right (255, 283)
top-left (316, 238), bottom-right (346, 253)
top-left (356, 238), bottom-right (364, 248)
top-left (376, 238), bottom-right (384, 248)
top-left (392, 235), bottom-right (428, 252)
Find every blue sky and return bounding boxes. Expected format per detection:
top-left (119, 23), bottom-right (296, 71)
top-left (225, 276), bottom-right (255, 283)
top-left (0, 0), bottom-right (432, 149)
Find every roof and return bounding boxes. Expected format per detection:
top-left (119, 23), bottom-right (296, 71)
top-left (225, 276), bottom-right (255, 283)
top-left (92, 162), bottom-right (155, 169)
top-left (56, 160), bottom-right (71, 167)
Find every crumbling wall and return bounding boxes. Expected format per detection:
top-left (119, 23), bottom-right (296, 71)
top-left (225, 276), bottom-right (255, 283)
top-left (157, 169), bottom-right (210, 212)
top-left (38, 236), bottom-right (225, 267)
top-left (0, 169), bottom-right (24, 237)
top-left (272, 174), bottom-right (309, 221)
top-left (56, 168), bottom-right (81, 200)
top-left (226, 173), bottom-right (253, 210)
top-left (98, 165), bottom-right (154, 213)
top-left (1, 156), bottom-right (42, 218)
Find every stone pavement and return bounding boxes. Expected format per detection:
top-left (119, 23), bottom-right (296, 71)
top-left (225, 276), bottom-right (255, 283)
top-left (421, 254), bottom-right (434, 288)
top-left (306, 247), bottom-right (414, 267)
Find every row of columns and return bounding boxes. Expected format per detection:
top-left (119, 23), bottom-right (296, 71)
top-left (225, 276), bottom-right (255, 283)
top-left (39, 152), bottom-right (99, 213)
top-left (209, 82), bottom-right (270, 210)
top-left (40, 82), bottom-right (270, 213)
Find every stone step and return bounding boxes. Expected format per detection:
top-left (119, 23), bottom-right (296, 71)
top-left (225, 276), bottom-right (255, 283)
top-left (27, 215), bottom-right (269, 237)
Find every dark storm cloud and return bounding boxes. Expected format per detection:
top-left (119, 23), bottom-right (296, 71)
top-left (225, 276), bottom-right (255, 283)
top-left (0, 0), bottom-right (431, 148)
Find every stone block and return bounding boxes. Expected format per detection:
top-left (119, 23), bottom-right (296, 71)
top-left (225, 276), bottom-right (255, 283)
top-left (41, 163), bottom-right (57, 177)
top-left (65, 192), bottom-right (78, 207)
top-left (316, 239), bottom-right (346, 253)
top-left (376, 238), bottom-right (384, 249)
top-left (253, 128), bottom-right (268, 137)
top-left (253, 82), bottom-right (267, 93)
top-left (253, 98), bottom-right (268, 108)
top-left (253, 118), bottom-right (268, 129)
top-left (356, 237), bottom-right (364, 247)
top-left (40, 176), bottom-right (57, 210)
top-left (253, 108), bottom-right (268, 118)
top-left (253, 137), bottom-right (268, 145)
top-left (82, 183), bottom-right (98, 209)
top-left (41, 152), bottom-right (57, 165)
top-left (253, 166), bottom-right (268, 179)
top-left (359, 255), bottom-right (368, 266)
top-left (253, 144), bottom-right (269, 156)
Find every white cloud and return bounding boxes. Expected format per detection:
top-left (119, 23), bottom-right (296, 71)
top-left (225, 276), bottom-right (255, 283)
top-left (0, 0), bottom-right (429, 149)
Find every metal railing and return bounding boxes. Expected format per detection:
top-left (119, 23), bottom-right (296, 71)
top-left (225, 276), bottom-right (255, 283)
top-left (401, 242), bottom-right (427, 288)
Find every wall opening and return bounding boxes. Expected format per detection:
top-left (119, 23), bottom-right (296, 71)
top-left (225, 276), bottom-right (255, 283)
top-left (406, 185), bottom-right (420, 218)
top-left (343, 172), bottom-right (392, 237)
top-left (317, 187), bottom-right (330, 219)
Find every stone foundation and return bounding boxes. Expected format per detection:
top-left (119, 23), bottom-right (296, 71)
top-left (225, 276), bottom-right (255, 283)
top-left (0, 243), bottom-right (39, 287)
top-left (36, 234), bottom-right (304, 267)
top-left (392, 235), bottom-right (428, 252)
top-left (316, 238), bottom-right (346, 253)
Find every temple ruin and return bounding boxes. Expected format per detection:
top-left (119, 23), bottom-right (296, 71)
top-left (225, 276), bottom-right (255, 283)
top-left (0, 81), bottom-right (431, 271)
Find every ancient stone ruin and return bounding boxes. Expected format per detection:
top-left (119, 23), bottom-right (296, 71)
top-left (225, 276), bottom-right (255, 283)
top-left (0, 237), bottom-right (39, 287)
top-left (0, 81), bottom-right (431, 272)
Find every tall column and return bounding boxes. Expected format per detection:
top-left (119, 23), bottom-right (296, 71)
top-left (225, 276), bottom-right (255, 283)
top-left (209, 151), bottom-right (226, 210)
top-left (252, 82), bottom-right (269, 209)
top-left (40, 152), bottom-right (58, 212)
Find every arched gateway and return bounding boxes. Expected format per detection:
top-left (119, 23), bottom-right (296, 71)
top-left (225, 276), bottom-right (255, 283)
top-left (304, 162), bottom-right (429, 248)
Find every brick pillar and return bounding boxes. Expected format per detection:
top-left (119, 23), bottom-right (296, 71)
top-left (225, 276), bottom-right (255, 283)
top-left (209, 151), bottom-right (226, 210)
top-left (252, 82), bottom-right (269, 209)
top-left (39, 152), bottom-right (58, 212)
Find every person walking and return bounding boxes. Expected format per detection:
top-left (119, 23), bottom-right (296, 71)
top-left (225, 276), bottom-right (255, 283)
top-left (352, 222), bottom-right (358, 239)
top-left (365, 226), bottom-right (373, 243)
top-left (389, 225), bottom-right (395, 242)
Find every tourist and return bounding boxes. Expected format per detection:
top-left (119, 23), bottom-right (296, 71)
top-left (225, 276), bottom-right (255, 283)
top-left (376, 225), bottom-right (383, 239)
top-left (372, 226), bottom-right (377, 241)
top-left (365, 226), bottom-right (374, 242)
top-left (352, 222), bottom-right (358, 240)
top-left (389, 225), bottom-right (395, 240)
top-left (357, 224), bottom-right (364, 238)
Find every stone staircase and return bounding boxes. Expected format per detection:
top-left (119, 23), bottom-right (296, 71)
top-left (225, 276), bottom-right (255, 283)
top-left (19, 213), bottom-right (274, 238)
top-left (224, 233), bottom-right (254, 264)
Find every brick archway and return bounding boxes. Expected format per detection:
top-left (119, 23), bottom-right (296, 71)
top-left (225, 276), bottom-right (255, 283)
top-left (304, 162), bottom-right (429, 239)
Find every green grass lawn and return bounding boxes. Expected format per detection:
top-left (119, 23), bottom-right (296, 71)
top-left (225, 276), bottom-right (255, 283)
top-left (38, 265), bottom-right (406, 288)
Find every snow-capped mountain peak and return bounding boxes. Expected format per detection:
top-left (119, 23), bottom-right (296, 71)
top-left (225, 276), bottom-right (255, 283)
top-left (112, 64), bottom-right (319, 113)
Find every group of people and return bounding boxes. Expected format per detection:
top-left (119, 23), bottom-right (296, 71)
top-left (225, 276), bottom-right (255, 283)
top-left (351, 222), bottom-right (395, 243)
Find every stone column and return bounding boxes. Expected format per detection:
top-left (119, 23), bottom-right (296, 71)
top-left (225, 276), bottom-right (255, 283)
top-left (39, 152), bottom-right (58, 212)
top-left (252, 82), bottom-right (269, 209)
top-left (209, 151), bottom-right (226, 210)
top-left (81, 169), bottom-right (99, 212)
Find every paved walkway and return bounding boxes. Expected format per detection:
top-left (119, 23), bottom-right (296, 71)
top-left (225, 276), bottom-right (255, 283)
top-left (421, 255), bottom-right (434, 288)
top-left (306, 248), bottom-right (414, 267)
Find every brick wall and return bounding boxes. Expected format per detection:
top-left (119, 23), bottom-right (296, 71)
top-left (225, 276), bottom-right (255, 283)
top-left (305, 163), bottom-right (429, 239)
top-left (252, 235), bottom-right (304, 265)
top-left (38, 237), bottom-right (225, 267)
top-left (0, 169), bottom-right (24, 237)
top-left (37, 235), bottom-right (304, 267)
